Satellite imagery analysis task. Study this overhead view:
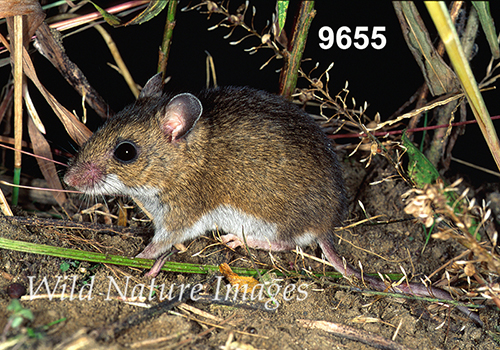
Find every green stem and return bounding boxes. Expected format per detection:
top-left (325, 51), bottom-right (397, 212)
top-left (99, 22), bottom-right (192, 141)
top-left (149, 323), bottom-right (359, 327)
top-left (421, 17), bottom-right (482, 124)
top-left (279, 1), bottom-right (316, 99)
top-left (0, 236), bottom-right (415, 282)
top-left (157, 0), bottom-right (178, 79)
top-left (0, 237), bottom-right (349, 279)
top-left (419, 112), bottom-right (428, 153)
top-left (11, 167), bottom-right (21, 206)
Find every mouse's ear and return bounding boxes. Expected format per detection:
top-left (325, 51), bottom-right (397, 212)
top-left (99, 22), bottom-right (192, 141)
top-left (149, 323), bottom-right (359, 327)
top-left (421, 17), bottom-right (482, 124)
top-left (161, 93), bottom-right (203, 142)
top-left (139, 73), bottom-right (163, 99)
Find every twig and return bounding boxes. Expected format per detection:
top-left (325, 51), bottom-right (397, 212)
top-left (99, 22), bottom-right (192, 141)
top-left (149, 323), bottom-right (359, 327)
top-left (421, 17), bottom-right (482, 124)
top-left (89, 282), bottom-right (205, 342)
top-left (297, 319), bottom-right (414, 350)
top-left (451, 156), bottom-right (500, 178)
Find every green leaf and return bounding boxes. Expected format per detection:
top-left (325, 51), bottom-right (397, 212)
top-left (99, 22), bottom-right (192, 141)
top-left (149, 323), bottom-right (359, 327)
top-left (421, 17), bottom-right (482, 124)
top-left (124, 0), bottom-right (170, 26)
top-left (403, 131), bottom-right (440, 187)
top-left (60, 261), bottom-right (70, 272)
top-left (18, 309), bottom-right (34, 320)
top-left (45, 317), bottom-right (67, 328)
top-left (26, 327), bottom-right (45, 339)
top-left (7, 299), bottom-right (22, 312)
top-left (90, 1), bottom-right (121, 26)
top-left (403, 131), bottom-right (480, 238)
top-left (277, 1), bottom-right (289, 36)
top-left (11, 316), bottom-right (24, 328)
top-left (26, 328), bottom-right (36, 337)
top-left (472, 2), bottom-right (500, 59)
top-left (90, 0), bottom-right (169, 27)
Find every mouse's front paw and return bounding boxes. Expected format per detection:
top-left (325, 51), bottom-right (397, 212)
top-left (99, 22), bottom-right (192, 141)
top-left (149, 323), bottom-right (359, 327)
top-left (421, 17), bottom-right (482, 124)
top-left (220, 234), bottom-right (243, 249)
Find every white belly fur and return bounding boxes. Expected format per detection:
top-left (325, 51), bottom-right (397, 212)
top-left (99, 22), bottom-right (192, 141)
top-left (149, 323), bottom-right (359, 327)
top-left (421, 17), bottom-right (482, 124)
top-left (176, 205), bottom-right (279, 243)
top-left (101, 174), bottom-right (316, 250)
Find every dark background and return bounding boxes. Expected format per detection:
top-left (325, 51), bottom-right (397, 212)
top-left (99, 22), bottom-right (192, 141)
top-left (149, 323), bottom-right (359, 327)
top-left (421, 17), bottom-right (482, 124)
top-left (2, 1), bottom-right (500, 186)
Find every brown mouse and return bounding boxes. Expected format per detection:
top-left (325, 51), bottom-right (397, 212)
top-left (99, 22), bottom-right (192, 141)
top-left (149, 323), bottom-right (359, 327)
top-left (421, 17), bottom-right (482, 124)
top-left (64, 74), bottom-right (481, 325)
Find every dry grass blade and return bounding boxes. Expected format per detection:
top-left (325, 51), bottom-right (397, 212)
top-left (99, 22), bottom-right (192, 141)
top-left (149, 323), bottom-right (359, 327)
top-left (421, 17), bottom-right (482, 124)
top-left (3, 21), bottom-right (93, 147)
top-left (12, 15), bottom-right (23, 206)
top-left (93, 24), bottom-right (139, 99)
top-left (297, 319), bottom-right (413, 350)
top-left (20, 45), bottom-right (92, 145)
top-left (369, 93), bottom-right (464, 131)
top-left (0, 21), bottom-right (96, 147)
top-left (35, 22), bottom-right (113, 119)
top-left (393, 2), bottom-right (459, 96)
top-left (0, 188), bottom-right (13, 216)
top-left (23, 84), bottom-right (45, 134)
top-left (0, 29), bottom-right (92, 146)
top-left (27, 117), bottom-right (67, 206)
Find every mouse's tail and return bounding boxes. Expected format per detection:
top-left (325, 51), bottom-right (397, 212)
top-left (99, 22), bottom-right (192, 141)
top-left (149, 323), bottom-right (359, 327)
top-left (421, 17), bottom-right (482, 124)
top-left (317, 237), bottom-right (483, 326)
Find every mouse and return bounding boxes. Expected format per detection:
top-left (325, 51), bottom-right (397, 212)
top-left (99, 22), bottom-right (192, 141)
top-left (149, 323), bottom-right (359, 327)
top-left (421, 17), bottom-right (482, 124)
top-left (64, 74), bottom-right (481, 325)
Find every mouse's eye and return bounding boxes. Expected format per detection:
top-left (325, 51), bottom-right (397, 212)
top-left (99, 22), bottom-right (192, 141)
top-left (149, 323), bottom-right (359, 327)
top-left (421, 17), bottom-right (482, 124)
top-left (114, 141), bottom-right (138, 163)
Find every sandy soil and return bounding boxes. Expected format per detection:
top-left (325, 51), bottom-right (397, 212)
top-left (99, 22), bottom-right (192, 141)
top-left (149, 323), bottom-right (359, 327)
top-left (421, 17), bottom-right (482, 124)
top-left (0, 156), bottom-right (497, 350)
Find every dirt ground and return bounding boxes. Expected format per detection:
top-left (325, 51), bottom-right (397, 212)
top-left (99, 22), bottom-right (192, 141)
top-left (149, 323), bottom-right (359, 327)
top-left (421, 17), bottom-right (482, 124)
top-left (0, 155), bottom-right (498, 350)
